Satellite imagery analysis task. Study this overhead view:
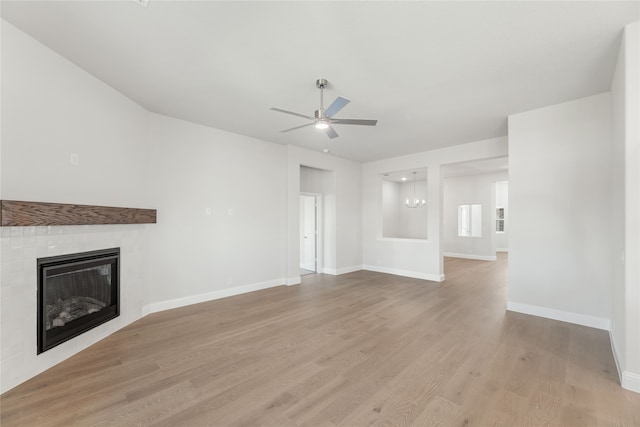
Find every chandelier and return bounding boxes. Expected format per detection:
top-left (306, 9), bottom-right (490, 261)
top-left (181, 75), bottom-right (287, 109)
top-left (406, 172), bottom-right (426, 208)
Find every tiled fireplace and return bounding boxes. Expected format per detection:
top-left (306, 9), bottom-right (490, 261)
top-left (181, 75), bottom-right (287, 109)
top-left (0, 224), bottom-right (149, 393)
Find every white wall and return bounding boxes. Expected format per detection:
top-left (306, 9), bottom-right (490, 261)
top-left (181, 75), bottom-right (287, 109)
top-left (286, 146), bottom-right (362, 281)
top-left (362, 137), bottom-right (508, 281)
top-left (382, 181), bottom-right (401, 238)
top-left (610, 21), bottom-right (640, 392)
top-left (443, 172), bottom-right (508, 260)
top-left (610, 17), bottom-right (628, 385)
top-left (622, 21), bottom-right (640, 392)
top-left (0, 21), bottom-right (150, 206)
top-left (145, 113), bottom-right (287, 311)
top-left (0, 21), bottom-right (152, 392)
top-left (508, 93), bottom-right (612, 329)
top-left (300, 165), bottom-right (329, 194)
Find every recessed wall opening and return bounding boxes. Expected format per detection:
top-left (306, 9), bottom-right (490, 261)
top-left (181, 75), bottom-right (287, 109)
top-left (381, 168), bottom-right (428, 240)
top-left (300, 194), bottom-right (319, 275)
top-left (442, 157), bottom-right (509, 269)
top-left (300, 165), bottom-right (331, 276)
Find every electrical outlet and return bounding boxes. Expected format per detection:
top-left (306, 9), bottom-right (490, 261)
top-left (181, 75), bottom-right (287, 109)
top-left (70, 153), bottom-right (79, 166)
top-left (205, 208), bottom-right (212, 216)
top-left (227, 208), bottom-right (234, 216)
top-left (227, 277), bottom-right (233, 286)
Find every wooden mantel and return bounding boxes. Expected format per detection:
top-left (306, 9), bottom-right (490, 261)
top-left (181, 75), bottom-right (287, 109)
top-left (0, 200), bottom-right (156, 227)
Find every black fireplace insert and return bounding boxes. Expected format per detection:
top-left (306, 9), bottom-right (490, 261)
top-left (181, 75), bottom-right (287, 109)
top-left (37, 248), bottom-right (120, 354)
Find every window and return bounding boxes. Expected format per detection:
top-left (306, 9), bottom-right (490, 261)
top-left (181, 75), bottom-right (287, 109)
top-left (496, 207), bottom-right (505, 233)
top-left (458, 204), bottom-right (482, 237)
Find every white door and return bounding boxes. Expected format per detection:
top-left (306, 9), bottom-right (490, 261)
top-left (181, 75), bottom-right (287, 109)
top-left (300, 195), bottom-right (317, 271)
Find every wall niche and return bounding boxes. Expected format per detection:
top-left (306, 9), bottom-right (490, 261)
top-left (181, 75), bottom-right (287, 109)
top-left (381, 168), bottom-right (428, 240)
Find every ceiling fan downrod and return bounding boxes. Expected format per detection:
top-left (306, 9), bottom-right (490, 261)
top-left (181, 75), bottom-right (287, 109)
top-left (315, 78), bottom-right (329, 127)
top-left (316, 78), bottom-right (328, 116)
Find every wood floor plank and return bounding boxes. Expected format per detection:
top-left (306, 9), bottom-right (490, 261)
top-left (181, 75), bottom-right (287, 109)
top-left (2, 254), bottom-right (639, 426)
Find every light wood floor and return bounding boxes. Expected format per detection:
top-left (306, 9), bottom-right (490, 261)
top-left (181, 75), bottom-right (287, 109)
top-left (2, 254), bottom-right (639, 426)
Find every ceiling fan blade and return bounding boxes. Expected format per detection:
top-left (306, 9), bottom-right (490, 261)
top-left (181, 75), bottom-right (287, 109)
top-left (330, 118), bottom-right (378, 126)
top-left (281, 122), bottom-right (315, 133)
top-left (325, 97), bottom-right (350, 118)
top-left (325, 126), bottom-right (339, 139)
top-left (270, 107), bottom-right (314, 120)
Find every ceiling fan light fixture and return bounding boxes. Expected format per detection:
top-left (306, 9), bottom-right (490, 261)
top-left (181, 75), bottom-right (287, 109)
top-left (406, 172), bottom-right (426, 209)
top-left (315, 120), bottom-right (329, 130)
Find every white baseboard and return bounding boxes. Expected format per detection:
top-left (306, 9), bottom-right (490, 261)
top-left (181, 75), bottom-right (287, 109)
top-left (286, 276), bottom-right (301, 286)
top-left (610, 330), bottom-right (623, 385)
top-left (362, 264), bottom-right (444, 282)
top-left (610, 331), bottom-right (640, 393)
top-left (443, 252), bottom-right (497, 261)
top-left (621, 371), bottom-right (640, 393)
top-left (323, 265), bottom-right (363, 275)
top-left (496, 248), bottom-right (509, 253)
top-left (506, 301), bottom-right (611, 330)
top-left (147, 278), bottom-right (285, 313)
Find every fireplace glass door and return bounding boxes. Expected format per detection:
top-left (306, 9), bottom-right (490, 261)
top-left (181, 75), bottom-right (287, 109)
top-left (38, 248), bottom-right (120, 354)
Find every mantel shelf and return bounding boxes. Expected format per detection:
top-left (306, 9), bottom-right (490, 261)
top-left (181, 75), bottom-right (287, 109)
top-left (0, 200), bottom-right (156, 227)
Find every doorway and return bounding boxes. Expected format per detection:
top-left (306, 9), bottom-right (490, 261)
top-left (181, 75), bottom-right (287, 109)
top-left (300, 194), bottom-right (319, 275)
top-left (441, 157), bottom-right (509, 276)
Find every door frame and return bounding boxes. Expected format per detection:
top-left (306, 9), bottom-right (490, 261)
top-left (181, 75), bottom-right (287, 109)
top-left (300, 192), bottom-right (323, 273)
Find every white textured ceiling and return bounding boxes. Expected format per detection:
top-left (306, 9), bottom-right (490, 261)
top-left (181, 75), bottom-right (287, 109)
top-left (1, 1), bottom-right (637, 162)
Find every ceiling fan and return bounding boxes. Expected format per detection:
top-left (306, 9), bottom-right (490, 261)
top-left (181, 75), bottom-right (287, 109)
top-left (270, 79), bottom-right (377, 139)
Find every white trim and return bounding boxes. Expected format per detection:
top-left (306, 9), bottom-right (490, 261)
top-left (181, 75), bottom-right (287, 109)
top-left (621, 371), bottom-right (640, 393)
top-left (362, 264), bottom-right (444, 282)
top-left (147, 278), bottom-right (285, 313)
top-left (610, 330), bottom-right (623, 386)
top-left (286, 276), bottom-right (301, 286)
top-left (377, 237), bottom-right (429, 243)
top-left (443, 252), bottom-right (497, 261)
top-left (496, 248), bottom-right (509, 253)
top-left (610, 331), bottom-right (640, 393)
top-left (506, 301), bottom-right (611, 330)
top-left (323, 265), bottom-right (363, 275)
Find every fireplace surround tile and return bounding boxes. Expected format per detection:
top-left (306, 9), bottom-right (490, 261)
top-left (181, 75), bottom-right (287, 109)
top-left (0, 224), bottom-right (150, 393)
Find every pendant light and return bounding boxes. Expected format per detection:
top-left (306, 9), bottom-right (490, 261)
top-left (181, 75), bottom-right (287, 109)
top-left (406, 172), bottom-right (426, 208)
